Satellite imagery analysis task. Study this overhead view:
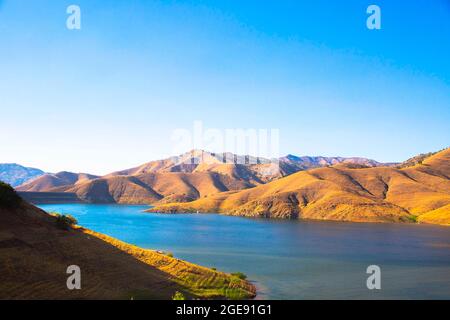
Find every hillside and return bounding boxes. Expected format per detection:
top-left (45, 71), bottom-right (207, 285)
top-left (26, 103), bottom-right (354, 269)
top-left (148, 149), bottom-right (450, 226)
top-left (0, 164), bottom-right (44, 187)
top-left (17, 171), bottom-right (99, 192)
top-left (108, 150), bottom-right (273, 176)
top-left (14, 150), bottom-right (388, 205)
top-left (396, 149), bottom-right (446, 169)
top-left (43, 170), bottom-right (255, 204)
top-left (0, 183), bottom-right (255, 299)
top-left (279, 154), bottom-right (389, 173)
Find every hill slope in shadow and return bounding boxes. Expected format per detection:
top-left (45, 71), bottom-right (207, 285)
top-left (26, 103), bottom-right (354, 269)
top-left (0, 183), bottom-right (255, 299)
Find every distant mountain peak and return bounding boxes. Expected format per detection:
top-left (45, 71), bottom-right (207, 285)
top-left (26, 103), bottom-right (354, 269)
top-left (0, 163), bottom-right (45, 187)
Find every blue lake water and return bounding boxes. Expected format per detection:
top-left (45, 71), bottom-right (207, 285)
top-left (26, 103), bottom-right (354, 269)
top-left (39, 204), bottom-right (450, 299)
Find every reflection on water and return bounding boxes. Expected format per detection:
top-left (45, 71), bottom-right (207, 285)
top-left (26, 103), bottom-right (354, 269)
top-left (39, 204), bottom-right (450, 299)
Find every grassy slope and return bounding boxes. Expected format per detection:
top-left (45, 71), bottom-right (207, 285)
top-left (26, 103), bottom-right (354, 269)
top-left (0, 200), bottom-right (255, 300)
top-left (81, 228), bottom-right (256, 299)
top-left (63, 171), bottom-right (255, 204)
top-left (19, 171), bottom-right (258, 205)
top-left (418, 204), bottom-right (450, 226)
top-left (148, 149), bottom-right (450, 225)
top-left (16, 172), bottom-right (99, 192)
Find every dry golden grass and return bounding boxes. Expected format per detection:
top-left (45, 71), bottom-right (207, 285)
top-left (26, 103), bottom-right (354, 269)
top-left (0, 202), bottom-right (255, 300)
top-left (149, 149), bottom-right (450, 225)
top-left (16, 172), bottom-right (98, 192)
top-left (63, 171), bottom-right (256, 205)
top-left (81, 228), bottom-right (255, 299)
top-left (418, 204), bottom-right (450, 226)
top-left (19, 170), bottom-right (258, 205)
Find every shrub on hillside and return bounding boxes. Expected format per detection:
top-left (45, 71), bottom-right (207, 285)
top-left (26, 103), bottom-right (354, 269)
top-left (231, 272), bottom-right (247, 280)
top-left (172, 291), bottom-right (186, 300)
top-left (54, 213), bottom-right (78, 230)
top-left (0, 181), bottom-right (21, 208)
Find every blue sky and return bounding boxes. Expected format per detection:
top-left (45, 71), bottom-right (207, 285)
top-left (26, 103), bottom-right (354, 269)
top-left (0, 0), bottom-right (449, 174)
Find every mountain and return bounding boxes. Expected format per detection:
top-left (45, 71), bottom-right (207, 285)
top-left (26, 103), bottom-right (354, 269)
top-left (148, 148), bottom-right (450, 226)
top-left (16, 150), bottom-right (390, 205)
top-left (54, 170), bottom-right (258, 204)
top-left (0, 163), bottom-right (44, 187)
top-left (0, 182), bottom-right (255, 299)
top-left (16, 171), bottom-right (99, 192)
top-left (396, 148), bottom-right (448, 168)
top-left (108, 149), bottom-right (272, 176)
top-left (111, 149), bottom-right (389, 180)
top-left (16, 150), bottom-right (274, 203)
top-left (280, 155), bottom-right (391, 172)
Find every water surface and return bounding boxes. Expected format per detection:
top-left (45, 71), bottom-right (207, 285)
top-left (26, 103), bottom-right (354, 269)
top-left (39, 204), bottom-right (450, 299)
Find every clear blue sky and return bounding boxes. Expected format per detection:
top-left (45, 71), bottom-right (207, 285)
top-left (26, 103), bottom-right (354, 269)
top-left (1, 0), bottom-right (449, 174)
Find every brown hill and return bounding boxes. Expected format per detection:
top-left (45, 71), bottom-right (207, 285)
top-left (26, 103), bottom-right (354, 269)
top-left (16, 171), bottom-right (99, 192)
top-left (111, 149), bottom-right (389, 182)
top-left (279, 154), bottom-right (391, 172)
top-left (108, 150), bottom-right (272, 176)
top-left (0, 183), bottom-right (255, 299)
top-left (148, 149), bottom-right (450, 226)
top-left (15, 151), bottom-right (269, 203)
top-left (14, 150), bottom-right (389, 205)
top-left (396, 148), bottom-right (448, 169)
top-left (50, 171), bottom-right (255, 204)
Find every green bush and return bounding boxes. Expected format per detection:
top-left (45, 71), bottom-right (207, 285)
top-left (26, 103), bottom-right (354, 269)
top-left (231, 272), bottom-right (247, 280)
top-left (0, 181), bottom-right (21, 208)
top-left (54, 213), bottom-right (78, 230)
top-left (172, 291), bottom-right (186, 300)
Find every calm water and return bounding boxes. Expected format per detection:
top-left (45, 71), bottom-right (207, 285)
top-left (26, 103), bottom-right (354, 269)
top-left (39, 204), bottom-right (450, 299)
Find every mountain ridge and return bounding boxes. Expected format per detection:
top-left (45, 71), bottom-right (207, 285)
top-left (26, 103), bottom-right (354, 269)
top-left (148, 148), bottom-right (450, 226)
top-left (15, 150), bottom-right (393, 204)
top-left (17, 171), bottom-right (99, 192)
top-left (0, 163), bottom-right (44, 187)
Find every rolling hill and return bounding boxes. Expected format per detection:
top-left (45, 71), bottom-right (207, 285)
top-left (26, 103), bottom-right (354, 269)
top-left (0, 182), bottom-right (255, 299)
top-left (279, 154), bottom-right (389, 173)
top-left (0, 164), bottom-right (44, 187)
top-left (33, 170), bottom-right (257, 204)
top-left (16, 171), bottom-right (99, 192)
top-left (15, 150), bottom-right (389, 205)
top-left (148, 148), bottom-right (450, 226)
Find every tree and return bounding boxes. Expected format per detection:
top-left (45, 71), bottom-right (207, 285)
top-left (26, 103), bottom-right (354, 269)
top-left (0, 181), bottom-right (21, 208)
top-left (54, 213), bottom-right (78, 230)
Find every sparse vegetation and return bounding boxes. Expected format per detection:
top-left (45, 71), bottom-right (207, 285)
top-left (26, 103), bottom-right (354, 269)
top-left (172, 291), bottom-right (186, 300)
top-left (231, 272), bottom-right (247, 280)
top-left (54, 213), bottom-right (78, 230)
top-left (0, 181), bottom-right (21, 208)
top-left (84, 229), bottom-right (256, 300)
top-left (396, 148), bottom-right (448, 169)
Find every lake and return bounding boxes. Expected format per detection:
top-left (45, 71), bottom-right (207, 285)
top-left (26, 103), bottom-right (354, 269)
top-left (38, 204), bottom-right (450, 299)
